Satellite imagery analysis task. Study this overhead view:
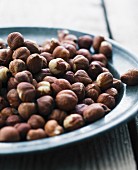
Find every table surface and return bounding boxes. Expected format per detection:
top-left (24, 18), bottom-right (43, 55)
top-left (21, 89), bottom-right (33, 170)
top-left (0, 0), bottom-right (138, 169)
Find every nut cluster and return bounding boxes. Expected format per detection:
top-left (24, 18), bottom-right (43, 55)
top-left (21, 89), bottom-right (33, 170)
top-left (0, 30), bottom-right (134, 142)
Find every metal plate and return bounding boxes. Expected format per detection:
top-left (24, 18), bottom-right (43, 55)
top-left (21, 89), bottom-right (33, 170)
top-left (0, 27), bottom-right (138, 154)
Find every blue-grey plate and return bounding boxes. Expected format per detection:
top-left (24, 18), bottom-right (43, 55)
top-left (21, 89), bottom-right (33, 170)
top-left (0, 27), bottom-right (138, 154)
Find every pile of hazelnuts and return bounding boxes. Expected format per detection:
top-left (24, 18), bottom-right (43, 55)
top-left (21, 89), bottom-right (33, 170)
top-left (0, 29), bottom-right (134, 142)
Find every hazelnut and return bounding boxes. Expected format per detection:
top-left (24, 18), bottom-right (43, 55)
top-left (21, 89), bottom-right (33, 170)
top-left (36, 81), bottom-right (52, 97)
top-left (61, 40), bottom-right (77, 48)
top-left (78, 35), bottom-right (93, 49)
top-left (0, 38), bottom-right (6, 49)
top-left (82, 98), bottom-right (94, 105)
top-left (7, 89), bottom-right (21, 108)
top-left (74, 70), bottom-right (92, 85)
top-left (43, 38), bottom-right (60, 53)
top-left (53, 46), bottom-right (70, 61)
top-left (26, 53), bottom-right (43, 74)
top-left (9, 59), bottom-right (26, 76)
top-left (77, 49), bottom-right (92, 62)
top-left (17, 82), bottom-right (36, 102)
top-left (72, 104), bottom-right (88, 115)
top-left (40, 52), bottom-right (53, 63)
top-left (105, 88), bottom-right (118, 98)
top-left (7, 32), bottom-right (24, 50)
top-left (51, 79), bottom-right (71, 95)
top-left (64, 34), bottom-right (78, 43)
top-left (97, 93), bottom-right (115, 109)
top-left (27, 114), bottom-right (45, 129)
top-left (91, 54), bottom-right (107, 67)
top-left (37, 95), bottom-right (54, 116)
top-left (56, 90), bottom-right (78, 111)
top-left (14, 123), bottom-right (31, 139)
top-left (0, 66), bottom-right (10, 83)
top-left (93, 35), bottom-right (105, 52)
top-left (18, 102), bottom-right (37, 120)
top-left (0, 49), bottom-right (13, 66)
top-left (27, 128), bottom-right (46, 140)
top-left (96, 72), bottom-right (113, 90)
top-left (15, 70), bottom-right (33, 83)
top-left (88, 61), bottom-right (103, 80)
top-left (49, 58), bottom-right (70, 75)
top-left (62, 43), bottom-right (76, 58)
top-left (72, 55), bottom-right (89, 71)
top-left (63, 114), bottom-right (84, 131)
top-left (48, 109), bottom-right (67, 125)
top-left (91, 60), bottom-right (105, 68)
top-left (24, 40), bottom-right (40, 54)
top-left (72, 82), bottom-right (85, 101)
top-left (85, 84), bottom-right (101, 101)
top-left (63, 71), bottom-right (75, 84)
top-left (83, 103), bottom-right (106, 122)
top-left (34, 68), bottom-right (52, 82)
top-left (120, 69), bottom-right (138, 86)
top-left (12, 47), bottom-right (30, 62)
top-left (1, 107), bottom-right (18, 119)
top-left (44, 120), bottom-right (64, 137)
top-left (6, 115), bottom-right (21, 126)
top-left (57, 29), bottom-right (69, 42)
top-left (43, 76), bottom-right (57, 84)
top-left (99, 41), bottom-right (112, 58)
top-left (7, 77), bottom-right (19, 90)
top-left (0, 126), bottom-right (20, 141)
top-left (113, 78), bottom-right (122, 90)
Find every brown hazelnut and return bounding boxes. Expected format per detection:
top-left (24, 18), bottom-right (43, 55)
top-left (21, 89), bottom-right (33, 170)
top-left (7, 89), bottom-right (21, 108)
top-left (6, 115), bottom-right (21, 126)
top-left (37, 95), bottom-right (54, 116)
top-left (48, 109), bottom-right (67, 125)
top-left (15, 70), bottom-right (33, 83)
top-left (63, 71), bottom-right (75, 84)
top-left (83, 103), bottom-right (106, 122)
top-left (0, 49), bottom-right (13, 66)
top-left (44, 120), bottom-right (64, 137)
top-left (1, 107), bottom-right (18, 119)
top-left (64, 34), bottom-right (78, 43)
top-left (82, 98), bottom-right (94, 105)
top-left (57, 29), bottom-right (69, 42)
top-left (49, 58), bottom-right (70, 75)
top-left (27, 114), bottom-right (45, 129)
top-left (77, 49), bottom-right (92, 62)
top-left (85, 84), bottom-right (101, 101)
top-left (120, 69), bottom-right (138, 86)
top-left (63, 114), bottom-right (84, 131)
top-left (99, 41), bottom-right (112, 58)
top-left (78, 35), bottom-right (93, 49)
top-left (7, 32), bottom-right (24, 50)
top-left (14, 123), bottom-right (31, 139)
top-left (72, 82), bottom-right (85, 101)
top-left (0, 38), bottom-right (6, 49)
top-left (26, 53), bottom-right (43, 74)
top-left (113, 78), bottom-right (122, 90)
top-left (36, 81), bottom-right (52, 97)
top-left (91, 54), bottom-right (107, 67)
top-left (0, 66), bottom-right (10, 83)
top-left (93, 35), bottom-right (105, 52)
top-left (24, 40), bottom-right (40, 54)
top-left (88, 61), bottom-right (103, 80)
top-left (51, 79), bottom-right (71, 95)
top-left (12, 47), bottom-right (30, 62)
top-left (7, 77), bottom-right (19, 90)
top-left (9, 59), bottom-right (26, 76)
top-left (40, 52), bottom-right (53, 63)
top-left (56, 90), bottom-right (78, 111)
top-left (43, 76), bottom-right (57, 84)
top-left (91, 60), bottom-right (105, 68)
top-left (62, 43), bottom-right (76, 58)
top-left (34, 68), bottom-right (52, 82)
top-left (61, 40), bottom-right (77, 48)
top-left (72, 104), bottom-right (88, 115)
top-left (52, 46), bottom-right (70, 61)
top-left (18, 102), bottom-right (37, 120)
top-left (0, 126), bottom-right (20, 141)
top-left (17, 82), bottom-right (36, 102)
top-left (27, 128), bottom-right (46, 140)
top-left (43, 38), bottom-right (60, 53)
top-left (96, 72), bottom-right (113, 90)
top-left (74, 70), bottom-right (92, 85)
top-left (72, 55), bottom-right (89, 71)
top-left (97, 93), bottom-right (115, 109)
top-left (105, 88), bottom-right (118, 98)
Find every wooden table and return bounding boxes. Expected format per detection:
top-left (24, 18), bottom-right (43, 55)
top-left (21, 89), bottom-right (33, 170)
top-left (0, 0), bottom-right (138, 169)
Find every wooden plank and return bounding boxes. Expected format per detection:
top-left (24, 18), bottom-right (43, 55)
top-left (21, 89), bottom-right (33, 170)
top-left (104, 0), bottom-right (138, 164)
top-left (0, 0), bottom-right (136, 169)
